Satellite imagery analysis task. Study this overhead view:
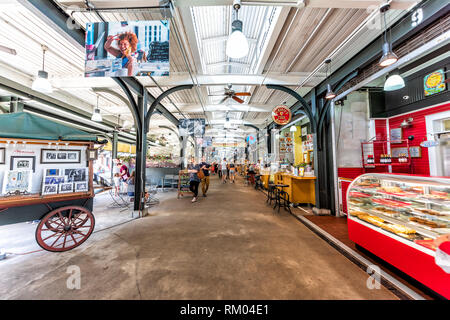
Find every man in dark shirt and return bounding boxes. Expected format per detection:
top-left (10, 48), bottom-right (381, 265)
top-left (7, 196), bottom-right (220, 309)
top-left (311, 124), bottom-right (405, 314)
top-left (199, 156), bottom-right (211, 197)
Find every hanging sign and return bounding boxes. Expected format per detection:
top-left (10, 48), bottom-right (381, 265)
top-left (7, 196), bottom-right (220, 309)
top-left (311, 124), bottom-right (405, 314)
top-left (420, 140), bottom-right (439, 148)
top-left (178, 119), bottom-right (205, 137)
top-left (424, 69), bottom-right (446, 96)
top-left (246, 134), bottom-right (256, 145)
top-left (272, 105), bottom-right (291, 125)
top-left (85, 20), bottom-right (170, 77)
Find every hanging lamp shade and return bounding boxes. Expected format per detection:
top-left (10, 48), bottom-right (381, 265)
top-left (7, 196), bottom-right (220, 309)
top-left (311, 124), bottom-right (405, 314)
top-left (379, 42), bottom-right (398, 67)
top-left (91, 108), bottom-right (102, 122)
top-left (32, 70), bottom-right (53, 94)
top-left (325, 84), bottom-right (336, 100)
top-left (290, 125), bottom-right (297, 132)
top-left (32, 46), bottom-right (53, 94)
top-left (384, 74), bottom-right (405, 91)
top-left (226, 19), bottom-right (249, 59)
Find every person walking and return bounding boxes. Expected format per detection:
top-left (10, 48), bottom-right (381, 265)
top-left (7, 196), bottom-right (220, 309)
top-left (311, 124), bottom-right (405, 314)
top-left (229, 161), bottom-right (236, 183)
top-left (113, 161), bottom-right (122, 196)
top-left (221, 158), bottom-right (228, 183)
top-left (199, 156), bottom-right (211, 197)
top-left (217, 162), bottom-right (222, 179)
top-left (187, 158), bottom-right (200, 203)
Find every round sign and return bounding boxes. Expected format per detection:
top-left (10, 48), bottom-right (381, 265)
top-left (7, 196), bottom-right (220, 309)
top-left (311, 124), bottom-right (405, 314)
top-left (272, 105), bottom-right (291, 125)
top-left (425, 71), bottom-right (443, 88)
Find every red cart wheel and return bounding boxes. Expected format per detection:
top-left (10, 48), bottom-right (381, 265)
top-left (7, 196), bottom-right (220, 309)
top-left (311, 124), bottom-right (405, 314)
top-left (35, 206), bottom-right (95, 252)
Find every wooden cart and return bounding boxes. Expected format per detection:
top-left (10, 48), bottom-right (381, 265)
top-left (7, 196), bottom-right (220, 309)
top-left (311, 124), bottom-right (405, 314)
top-left (177, 170), bottom-right (192, 199)
top-left (0, 112), bottom-right (101, 252)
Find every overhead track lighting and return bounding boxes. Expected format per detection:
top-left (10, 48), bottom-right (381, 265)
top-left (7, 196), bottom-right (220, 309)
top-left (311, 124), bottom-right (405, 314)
top-left (226, 0), bottom-right (249, 59)
top-left (324, 58), bottom-right (336, 100)
top-left (379, 3), bottom-right (398, 67)
top-left (91, 95), bottom-right (102, 122)
top-left (32, 45), bottom-right (53, 94)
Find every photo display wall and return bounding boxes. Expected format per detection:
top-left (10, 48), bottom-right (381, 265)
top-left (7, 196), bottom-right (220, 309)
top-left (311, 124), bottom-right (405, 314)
top-left (0, 143), bottom-right (90, 196)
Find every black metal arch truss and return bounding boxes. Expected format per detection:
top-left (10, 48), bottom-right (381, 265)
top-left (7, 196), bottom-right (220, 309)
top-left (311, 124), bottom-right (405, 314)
top-left (316, 70), bottom-right (358, 150)
top-left (265, 84), bottom-right (317, 132)
top-left (113, 77), bottom-right (143, 136)
top-left (145, 85), bottom-right (194, 129)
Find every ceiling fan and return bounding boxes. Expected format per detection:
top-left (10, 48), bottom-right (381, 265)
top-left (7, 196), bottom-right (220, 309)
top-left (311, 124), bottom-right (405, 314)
top-left (208, 84), bottom-right (251, 104)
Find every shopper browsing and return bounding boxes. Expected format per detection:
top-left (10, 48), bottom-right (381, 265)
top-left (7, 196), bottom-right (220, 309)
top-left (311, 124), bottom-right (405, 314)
top-left (187, 158), bottom-right (200, 203)
top-left (199, 156), bottom-right (211, 197)
top-left (221, 158), bottom-right (228, 184)
top-left (113, 161), bottom-right (121, 196)
top-left (229, 161), bottom-right (236, 183)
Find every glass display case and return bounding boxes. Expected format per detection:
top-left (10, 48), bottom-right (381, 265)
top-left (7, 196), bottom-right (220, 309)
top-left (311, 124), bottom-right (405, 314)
top-left (347, 173), bottom-right (450, 298)
top-left (347, 173), bottom-right (450, 254)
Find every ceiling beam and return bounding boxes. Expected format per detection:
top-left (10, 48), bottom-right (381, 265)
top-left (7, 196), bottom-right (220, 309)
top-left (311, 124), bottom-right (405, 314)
top-left (52, 73), bottom-right (324, 89)
top-left (173, 0), bottom-right (418, 9)
top-left (206, 62), bottom-right (251, 69)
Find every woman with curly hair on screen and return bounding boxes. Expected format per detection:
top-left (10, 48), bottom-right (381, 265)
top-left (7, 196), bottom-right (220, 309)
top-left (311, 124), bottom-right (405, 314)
top-left (104, 31), bottom-right (139, 76)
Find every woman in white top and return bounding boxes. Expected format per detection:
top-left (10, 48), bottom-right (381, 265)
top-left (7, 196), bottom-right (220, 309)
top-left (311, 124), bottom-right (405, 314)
top-left (221, 158), bottom-right (228, 183)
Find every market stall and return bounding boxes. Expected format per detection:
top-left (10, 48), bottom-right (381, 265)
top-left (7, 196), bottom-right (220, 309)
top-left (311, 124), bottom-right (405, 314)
top-left (0, 113), bottom-right (103, 252)
top-left (347, 173), bottom-right (450, 298)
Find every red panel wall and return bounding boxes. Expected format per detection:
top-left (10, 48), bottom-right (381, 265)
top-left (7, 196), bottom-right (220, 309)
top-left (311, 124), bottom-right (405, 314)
top-left (386, 102), bottom-right (450, 175)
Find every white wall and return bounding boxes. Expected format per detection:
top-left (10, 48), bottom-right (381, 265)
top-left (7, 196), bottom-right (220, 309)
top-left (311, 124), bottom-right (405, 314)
top-left (0, 143), bottom-right (88, 194)
top-left (335, 91), bottom-right (371, 168)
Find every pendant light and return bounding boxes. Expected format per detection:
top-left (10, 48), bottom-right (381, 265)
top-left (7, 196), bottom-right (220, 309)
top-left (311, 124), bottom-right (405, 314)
top-left (32, 45), bottom-right (53, 94)
top-left (91, 95), bottom-right (102, 122)
top-left (290, 125), bottom-right (297, 132)
top-left (379, 3), bottom-right (398, 67)
top-left (324, 58), bottom-right (336, 100)
top-left (384, 71), bottom-right (405, 91)
top-left (226, 0), bottom-right (249, 59)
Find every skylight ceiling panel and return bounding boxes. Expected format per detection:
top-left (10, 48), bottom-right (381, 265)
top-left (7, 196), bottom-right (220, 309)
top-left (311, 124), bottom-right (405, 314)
top-left (263, 7), bottom-right (328, 74)
top-left (0, 8), bottom-right (85, 76)
top-left (18, 7), bottom-right (85, 63)
top-left (292, 9), bottom-right (369, 72)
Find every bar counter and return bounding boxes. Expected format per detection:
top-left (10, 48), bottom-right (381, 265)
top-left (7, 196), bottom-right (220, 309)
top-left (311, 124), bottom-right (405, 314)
top-left (261, 172), bottom-right (316, 205)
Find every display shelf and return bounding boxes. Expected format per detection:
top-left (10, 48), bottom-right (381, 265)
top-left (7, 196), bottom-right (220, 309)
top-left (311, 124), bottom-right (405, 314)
top-left (361, 139), bottom-right (411, 173)
top-left (348, 173), bottom-right (450, 241)
top-left (348, 205), bottom-right (439, 239)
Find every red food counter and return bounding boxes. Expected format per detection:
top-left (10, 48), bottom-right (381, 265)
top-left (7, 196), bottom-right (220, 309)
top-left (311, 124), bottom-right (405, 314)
top-left (347, 173), bottom-right (450, 298)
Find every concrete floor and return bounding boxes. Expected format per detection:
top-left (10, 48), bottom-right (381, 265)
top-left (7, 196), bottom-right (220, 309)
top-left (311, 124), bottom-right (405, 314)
top-left (0, 175), bottom-right (398, 300)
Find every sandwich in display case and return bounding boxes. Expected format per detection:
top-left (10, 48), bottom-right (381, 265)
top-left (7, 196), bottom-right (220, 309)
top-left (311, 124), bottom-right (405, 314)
top-left (347, 173), bottom-right (450, 298)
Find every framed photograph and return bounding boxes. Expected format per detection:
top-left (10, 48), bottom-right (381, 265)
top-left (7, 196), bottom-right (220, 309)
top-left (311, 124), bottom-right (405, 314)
top-left (74, 181), bottom-right (88, 192)
top-left (87, 148), bottom-right (98, 161)
top-left (44, 176), bottom-right (65, 185)
top-left (391, 147), bottom-right (408, 158)
top-left (65, 168), bottom-right (87, 182)
top-left (42, 184), bottom-right (58, 195)
top-left (301, 126), bottom-right (308, 136)
top-left (40, 149), bottom-right (81, 164)
top-left (10, 156), bottom-right (35, 172)
top-left (2, 170), bottom-right (33, 194)
top-left (0, 147), bottom-right (5, 164)
top-left (409, 146), bottom-right (422, 158)
top-left (59, 183), bottom-right (74, 194)
top-left (45, 169), bottom-right (61, 177)
top-left (390, 128), bottom-right (402, 143)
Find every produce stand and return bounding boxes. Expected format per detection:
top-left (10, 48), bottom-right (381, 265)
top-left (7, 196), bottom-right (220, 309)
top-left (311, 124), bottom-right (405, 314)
top-left (0, 113), bottom-right (104, 252)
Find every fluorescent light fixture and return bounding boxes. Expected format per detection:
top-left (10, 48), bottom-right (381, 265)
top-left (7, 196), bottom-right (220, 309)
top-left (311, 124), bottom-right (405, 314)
top-left (384, 74), bottom-right (405, 91)
top-left (91, 108), bottom-right (102, 122)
